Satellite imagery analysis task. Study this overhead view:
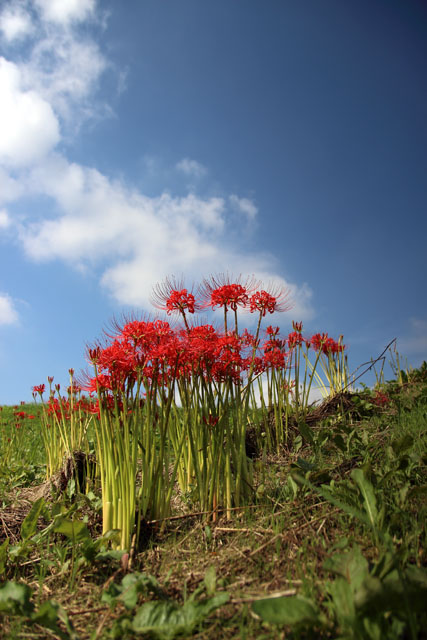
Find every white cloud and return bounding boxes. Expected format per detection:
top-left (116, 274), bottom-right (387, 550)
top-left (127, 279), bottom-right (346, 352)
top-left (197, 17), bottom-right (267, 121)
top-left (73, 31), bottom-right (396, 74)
top-left (176, 157), bottom-right (208, 179)
top-left (21, 31), bottom-right (107, 123)
top-left (0, 0), bottom-right (314, 324)
top-left (229, 194), bottom-right (258, 221)
top-left (0, 209), bottom-right (11, 229)
top-left (0, 57), bottom-right (60, 167)
top-left (0, 169), bottom-right (23, 204)
top-left (17, 153), bottom-right (313, 319)
top-left (0, 4), bottom-right (33, 42)
top-left (34, 0), bottom-right (96, 25)
top-left (0, 294), bottom-right (19, 326)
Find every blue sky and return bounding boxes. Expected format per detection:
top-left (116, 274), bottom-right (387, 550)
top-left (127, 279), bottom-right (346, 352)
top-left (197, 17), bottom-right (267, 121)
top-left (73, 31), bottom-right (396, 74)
top-left (0, 0), bottom-right (426, 404)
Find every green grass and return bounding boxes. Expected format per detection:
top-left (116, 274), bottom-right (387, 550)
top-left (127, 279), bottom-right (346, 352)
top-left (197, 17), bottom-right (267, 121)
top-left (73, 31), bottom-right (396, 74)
top-left (0, 369), bottom-right (426, 639)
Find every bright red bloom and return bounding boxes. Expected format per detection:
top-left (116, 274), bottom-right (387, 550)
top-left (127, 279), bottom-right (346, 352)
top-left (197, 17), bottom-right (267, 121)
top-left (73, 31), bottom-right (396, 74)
top-left (263, 346), bottom-right (286, 369)
top-left (199, 273), bottom-right (260, 311)
top-left (209, 284), bottom-right (249, 311)
top-left (151, 277), bottom-right (200, 315)
top-left (310, 333), bottom-right (345, 355)
top-left (167, 289), bottom-right (196, 315)
top-left (266, 325), bottom-right (280, 336)
top-left (288, 331), bottom-right (304, 348)
top-left (249, 285), bottom-right (292, 317)
top-left (32, 384), bottom-right (46, 395)
top-left (310, 333), bottom-right (329, 351)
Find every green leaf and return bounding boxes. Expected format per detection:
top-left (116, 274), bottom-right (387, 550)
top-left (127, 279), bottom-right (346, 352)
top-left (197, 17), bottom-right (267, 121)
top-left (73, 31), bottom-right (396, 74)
top-left (252, 595), bottom-right (318, 626)
top-left (53, 516), bottom-right (91, 543)
top-left (297, 422), bottom-right (315, 446)
top-left (0, 581), bottom-right (33, 615)
top-left (323, 546), bottom-right (369, 592)
top-left (131, 593), bottom-right (229, 638)
top-left (102, 572), bottom-right (164, 609)
top-left (326, 579), bottom-right (357, 630)
top-left (351, 469), bottom-right (379, 530)
top-left (21, 497), bottom-right (45, 540)
top-left (0, 538), bottom-right (9, 575)
top-left (291, 472), bottom-right (370, 527)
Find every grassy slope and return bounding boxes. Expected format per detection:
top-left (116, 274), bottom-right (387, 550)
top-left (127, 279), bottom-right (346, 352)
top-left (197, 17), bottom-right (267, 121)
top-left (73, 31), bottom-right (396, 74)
top-left (0, 375), bottom-right (426, 639)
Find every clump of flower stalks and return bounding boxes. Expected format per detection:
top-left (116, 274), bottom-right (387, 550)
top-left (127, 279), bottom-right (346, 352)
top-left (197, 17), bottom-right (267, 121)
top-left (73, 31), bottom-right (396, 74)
top-left (33, 274), bottom-right (349, 550)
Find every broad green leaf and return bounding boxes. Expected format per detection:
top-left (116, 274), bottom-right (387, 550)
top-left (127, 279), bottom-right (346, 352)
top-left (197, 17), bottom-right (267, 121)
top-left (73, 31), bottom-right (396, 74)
top-left (53, 517), bottom-right (91, 543)
top-left (102, 572), bottom-right (164, 609)
top-left (21, 497), bottom-right (45, 540)
top-left (252, 595), bottom-right (318, 626)
top-left (326, 578), bottom-right (356, 628)
top-left (0, 581), bottom-right (33, 615)
top-left (131, 593), bottom-right (229, 638)
top-left (120, 573), bottom-right (163, 609)
top-left (323, 546), bottom-right (369, 592)
top-left (0, 538), bottom-right (9, 575)
top-left (297, 422), bottom-right (315, 445)
top-left (351, 469), bottom-right (378, 530)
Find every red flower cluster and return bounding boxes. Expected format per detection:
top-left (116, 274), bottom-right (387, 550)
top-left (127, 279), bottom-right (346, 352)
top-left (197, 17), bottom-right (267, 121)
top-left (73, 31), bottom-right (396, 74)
top-left (310, 333), bottom-right (345, 355)
top-left (34, 276), bottom-right (348, 404)
top-left (373, 390), bottom-right (390, 407)
top-left (151, 277), bottom-right (200, 317)
top-left (209, 284), bottom-right (249, 311)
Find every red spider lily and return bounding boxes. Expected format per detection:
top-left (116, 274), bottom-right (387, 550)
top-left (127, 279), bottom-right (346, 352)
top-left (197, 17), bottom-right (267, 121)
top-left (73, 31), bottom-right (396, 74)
top-left (87, 345), bottom-right (101, 364)
top-left (199, 273), bottom-right (260, 311)
top-left (310, 333), bottom-right (345, 355)
top-left (32, 384), bottom-right (46, 395)
top-left (203, 415), bottom-right (220, 427)
top-left (310, 333), bottom-right (329, 351)
top-left (241, 328), bottom-right (257, 347)
top-left (292, 321), bottom-right (303, 333)
top-left (373, 390), bottom-right (390, 406)
top-left (287, 331), bottom-right (305, 348)
top-left (263, 346), bottom-right (286, 369)
top-left (266, 325), bottom-right (280, 336)
top-left (151, 277), bottom-right (200, 317)
top-left (249, 285), bottom-right (292, 317)
top-left (14, 411), bottom-right (27, 419)
top-left (209, 284), bottom-right (249, 311)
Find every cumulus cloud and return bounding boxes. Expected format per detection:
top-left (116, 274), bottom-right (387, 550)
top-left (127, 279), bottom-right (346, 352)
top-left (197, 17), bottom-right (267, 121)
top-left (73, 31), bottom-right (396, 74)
top-left (0, 4), bottom-right (33, 42)
top-left (176, 157), bottom-right (208, 179)
top-left (0, 209), bottom-right (11, 229)
top-left (0, 57), bottom-right (60, 167)
top-left (229, 194), bottom-right (258, 221)
top-left (17, 153), bottom-right (314, 320)
top-left (21, 31), bottom-right (107, 124)
top-left (0, 294), bottom-right (19, 326)
top-left (1, 0), bottom-right (314, 323)
top-left (34, 0), bottom-right (96, 26)
top-left (0, 0), bottom-right (107, 132)
top-left (0, 169), bottom-right (23, 204)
